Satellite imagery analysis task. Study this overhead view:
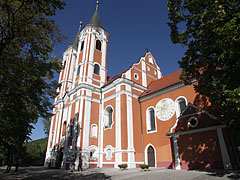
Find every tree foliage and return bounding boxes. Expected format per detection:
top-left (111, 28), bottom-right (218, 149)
top-left (42, 117), bottom-right (51, 137)
top-left (167, 0), bottom-right (240, 129)
top-left (0, 0), bottom-right (65, 167)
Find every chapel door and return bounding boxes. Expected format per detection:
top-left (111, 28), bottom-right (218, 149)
top-left (147, 146), bottom-right (155, 167)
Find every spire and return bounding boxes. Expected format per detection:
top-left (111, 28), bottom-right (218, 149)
top-left (70, 20), bottom-right (83, 49)
top-left (86, 0), bottom-right (103, 28)
top-left (96, 0), bottom-right (99, 10)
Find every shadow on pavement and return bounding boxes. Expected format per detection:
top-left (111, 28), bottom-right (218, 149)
top-left (195, 169), bottom-right (240, 179)
top-left (0, 166), bottom-right (111, 180)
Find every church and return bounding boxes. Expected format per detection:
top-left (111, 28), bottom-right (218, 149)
top-left (45, 2), bottom-right (237, 170)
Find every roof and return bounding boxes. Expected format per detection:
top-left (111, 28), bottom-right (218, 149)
top-left (86, 10), bottom-right (103, 28)
top-left (102, 67), bottom-right (131, 88)
top-left (70, 30), bottom-right (80, 49)
top-left (140, 70), bottom-right (182, 97)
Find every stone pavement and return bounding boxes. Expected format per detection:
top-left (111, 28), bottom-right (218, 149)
top-left (0, 166), bottom-right (239, 180)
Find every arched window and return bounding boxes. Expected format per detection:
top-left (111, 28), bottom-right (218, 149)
top-left (104, 106), bottom-right (113, 129)
top-left (104, 145), bottom-right (113, 160)
top-left (80, 41), bottom-right (84, 51)
top-left (89, 146), bottom-right (98, 160)
top-left (146, 107), bottom-right (156, 133)
top-left (62, 121), bottom-right (67, 136)
top-left (76, 65), bottom-right (81, 76)
top-left (91, 124), bottom-right (97, 138)
top-left (176, 97), bottom-right (187, 117)
top-left (63, 61), bottom-right (66, 69)
top-left (96, 40), bottom-right (101, 51)
top-left (93, 63), bottom-right (100, 75)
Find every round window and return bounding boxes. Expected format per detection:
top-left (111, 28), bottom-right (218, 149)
top-left (188, 117), bottom-right (198, 128)
top-left (134, 73), bottom-right (139, 80)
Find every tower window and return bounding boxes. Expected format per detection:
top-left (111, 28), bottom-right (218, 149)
top-left (62, 121), bottom-right (67, 136)
top-left (81, 41), bottom-right (84, 51)
top-left (63, 61), bottom-right (66, 69)
top-left (104, 106), bottom-right (114, 129)
top-left (93, 64), bottom-right (100, 75)
top-left (147, 107), bottom-right (156, 133)
top-left (96, 40), bottom-right (101, 51)
top-left (76, 65), bottom-right (81, 76)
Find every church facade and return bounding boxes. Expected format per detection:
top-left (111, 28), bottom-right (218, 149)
top-left (45, 5), bottom-right (236, 170)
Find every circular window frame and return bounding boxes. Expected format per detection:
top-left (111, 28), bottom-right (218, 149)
top-left (188, 117), bottom-right (198, 128)
top-left (134, 73), bottom-right (139, 80)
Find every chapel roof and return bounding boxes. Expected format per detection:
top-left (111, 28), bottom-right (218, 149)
top-left (140, 70), bottom-right (182, 97)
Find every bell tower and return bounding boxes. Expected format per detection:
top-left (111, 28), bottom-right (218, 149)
top-left (72, 1), bottom-right (110, 88)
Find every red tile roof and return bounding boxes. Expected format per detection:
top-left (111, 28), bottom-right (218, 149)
top-left (140, 70), bottom-right (182, 97)
top-left (103, 67), bottom-right (131, 87)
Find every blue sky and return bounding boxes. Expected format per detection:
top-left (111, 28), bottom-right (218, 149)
top-left (30, 0), bottom-right (186, 141)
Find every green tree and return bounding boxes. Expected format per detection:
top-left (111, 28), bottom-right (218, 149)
top-left (42, 117), bottom-right (51, 137)
top-left (167, 0), bottom-right (240, 129)
top-left (0, 0), bottom-right (65, 172)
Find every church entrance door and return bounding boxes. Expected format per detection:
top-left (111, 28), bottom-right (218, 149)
top-left (147, 146), bottom-right (155, 167)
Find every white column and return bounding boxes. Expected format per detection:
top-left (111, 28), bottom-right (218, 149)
top-left (115, 85), bottom-right (122, 167)
top-left (141, 59), bottom-right (147, 87)
top-left (82, 90), bottom-right (92, 168)
top-left (217, 128), bottom-right (232, 169)
top-left (126, 85), bottom-right (135, 168)
top-left (173, 135), bottom-right (181, 170)
top-left (81, 32), bottom-right (90, 83)
top-left (87, 34), bottom-right (95, 84)
top-left (100, 40), bottom-right (107, 85)
top-left (98, 93), bottom-right (104, 168)
top-left (55, 104), bottom-right (63, 146)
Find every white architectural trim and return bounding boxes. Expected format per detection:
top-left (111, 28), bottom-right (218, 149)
top-left (173, 135), bottom-right (181, 170)
top-left (103, 105), bottom-right (114, 130)
top-left (90, 124), bottom-right (98, 138)
top-left (98, 91), bottom-right (104, 168)
top-left (115, 84), bottom-right (122, 167)
top-left (168, 124), bottom-right (226, 137)
top-left (175, 96), bottom-right (188, 118)
top-left (126, 84), bottom-right (135, 168)
top-left (146, 106), bottom-right (157, 134)
top-left (217, 128), bottom-right (232, 169)
top-left (168, 103), bottom-right (218, 134)
top-left (144, 144), bottom-right (157, 167)
top-left (141, 59), bottom-right (147, 87)
top-left (102, 77), bottom-right (147, 93)
top-left (139, 82), bottom-right (185, 102)
top-left (100, 40), bottom-right (107, 85)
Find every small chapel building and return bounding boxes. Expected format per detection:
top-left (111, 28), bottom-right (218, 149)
top-left (45, 3), bottom-right (237, 170)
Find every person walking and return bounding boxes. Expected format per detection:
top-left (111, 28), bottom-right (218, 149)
top-left (78, 157), bottom-right (82, 171)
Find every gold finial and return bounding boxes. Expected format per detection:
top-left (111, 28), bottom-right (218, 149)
top-left (96, 0), bottom-right (99, 10)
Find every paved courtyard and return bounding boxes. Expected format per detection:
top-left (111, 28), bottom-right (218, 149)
top-left (0, 166), bottom-right (239, 180)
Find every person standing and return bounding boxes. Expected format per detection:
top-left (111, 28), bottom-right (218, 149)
top-left (78, 157), bottom-right (82, 171)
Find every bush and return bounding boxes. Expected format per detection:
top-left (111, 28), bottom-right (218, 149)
top-left (118, 164), bottom-right (127, 169)
top-left (139, 164), bottom-right (150, 169)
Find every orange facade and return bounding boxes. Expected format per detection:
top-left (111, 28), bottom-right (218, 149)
top-left (45, 7), bottom-right (236, 171)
